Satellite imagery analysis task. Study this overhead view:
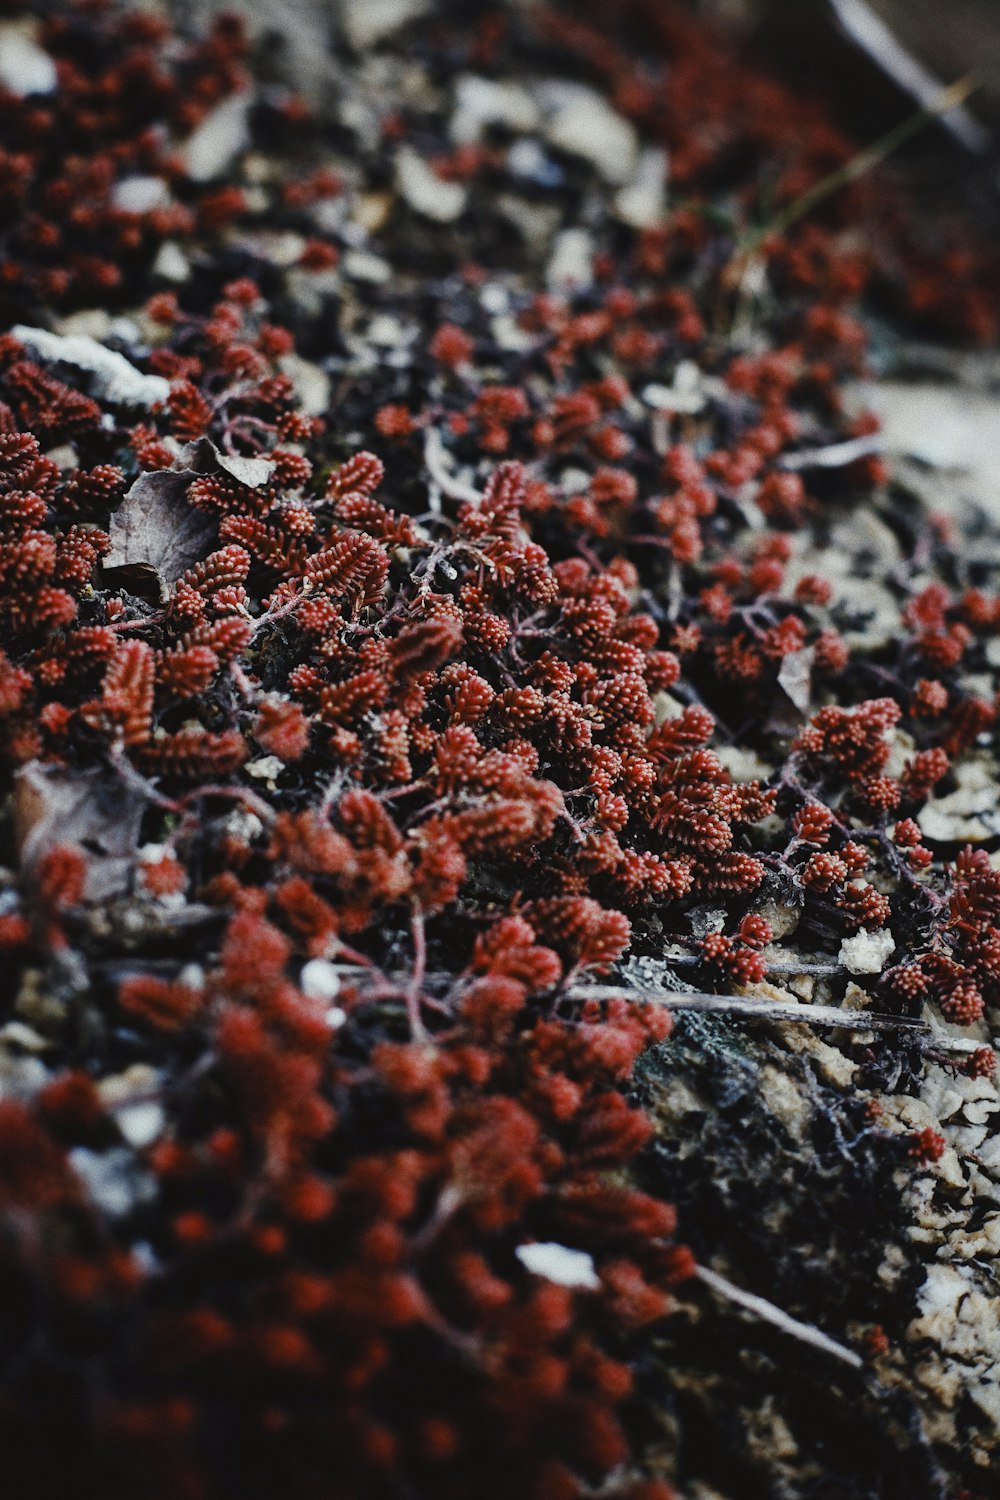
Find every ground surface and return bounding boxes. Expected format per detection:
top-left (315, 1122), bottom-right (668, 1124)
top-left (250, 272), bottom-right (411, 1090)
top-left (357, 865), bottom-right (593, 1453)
top-left (1, 3), bottom-right (1000, 1498)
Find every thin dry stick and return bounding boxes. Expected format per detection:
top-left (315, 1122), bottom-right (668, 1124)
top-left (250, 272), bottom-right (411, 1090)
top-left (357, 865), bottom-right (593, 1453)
top-left (567, 986), bottom-right (986, 1055)
top-left (735, 73), bottom-right (980, 265)
top-left (695, 1265), bottom-right (864, 1370)
top-left (779, 433), bottom-right (884, 472)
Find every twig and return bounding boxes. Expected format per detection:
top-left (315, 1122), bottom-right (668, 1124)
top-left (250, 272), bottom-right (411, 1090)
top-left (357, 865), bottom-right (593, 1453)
top-left (779, 433), bottom-right (883, 472)
top-left (566, 985), bottom-right (985, 1055)
top-left (735, 72), bottom-right (980, 263)
top-left (423, 427), bottom-right (483, 507)
top-left (827, 0), bottom-right (990, 156)
top-left (407, 908), bottom-right (430, 1043)
top-left (694, 1265), bottom-right (864, 1370)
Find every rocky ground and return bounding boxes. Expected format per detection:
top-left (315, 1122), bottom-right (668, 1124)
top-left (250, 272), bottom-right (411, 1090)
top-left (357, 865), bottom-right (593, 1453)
top-left (1, 2), bottom-right (1000, 1498)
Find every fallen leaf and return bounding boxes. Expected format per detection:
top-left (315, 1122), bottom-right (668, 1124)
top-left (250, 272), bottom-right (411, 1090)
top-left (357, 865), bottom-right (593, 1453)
top-left (15, 761), bottom-right (146, 902)
top-left (777, 646), bottom-right (815, 717)
top-left (103, 440), bottom-right (274, 599)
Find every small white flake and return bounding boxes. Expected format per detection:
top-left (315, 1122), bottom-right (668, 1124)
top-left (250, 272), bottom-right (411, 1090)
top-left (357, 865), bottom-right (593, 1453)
top-left (547, 228), bottom-right (593, 290)
top-left (152, 242), bottom-right (191, 283)
top-left (615, 147), bottom-right (668, 228)
top-left (182, 92), bottom-right (252, 183)
top-left (69, 1148), bottom-right (156, 1219)
top-left (538, 82), bottom-right (638, 185)
top-left (515, 1242), bottom-right (600, 1289)
top-left (0, 24), bottom-right (56, 97)
top-left (112, 176), bottom-right (170, 214)
top-left (115, 1100), bottom-right (166, 1150)
top-left (838, 928), bottom-right (895, 975)
top-left (12, 325), bottom-right (170, 408)
top-left (451, 75), bottom-right (540, 144)
top-left (396, 147), bottom-right (467, 223)
top-left (301, 959), bottom-right (341, 1004)
top-left (246, 755), bottom-right (285, 782)
top-left (225, 808), bottom-right (264, 844)
top-left (343, 0), bottom-right (429, 51)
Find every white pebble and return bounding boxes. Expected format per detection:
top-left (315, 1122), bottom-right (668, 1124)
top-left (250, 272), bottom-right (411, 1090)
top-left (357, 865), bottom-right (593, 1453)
top-left (301, 959), bottom-right (341, 1003)
top-left (838, 928), bottom-right (896, 975)
top-left (396, 147), bottom-right (467, 223)
top-left (0, 24), bottom-right (56, 97)
top-left (515, 1242), bottom-right (600, 1289)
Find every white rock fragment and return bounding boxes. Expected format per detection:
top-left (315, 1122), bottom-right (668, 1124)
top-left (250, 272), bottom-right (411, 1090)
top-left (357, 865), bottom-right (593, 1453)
top-left (115, 1100), bottom-right (167, 1150)
top-left (182, 92), bottom-right (252, 183)
top-left (152, 241), bottom-right (191, 283)
top-left (547, 227), bottom-right (593, 290)
top-left (507, 137), bottom-right (552, 181)
top-left (225, 807), bottom-right (264, 844)
top-left (491, 314), bottom-right (535, 353)
top-left (643, 360), bottom-right (705, 415)
top-left (0, 23), bottom-right (56, 97)
top-left (396, 146), bottom-right (467, 223)
top-left (367, 313), bottom-right (414, 348)
top-left (515, 1242), bottom-right (600, 1290)
top-left (342, 249), bottom-right (393, 284)
top-left (112, 176), bottom-right (170, 214)
top-left (280, 353), bottom-right (330, 417)
top-left (451, 75), bottom-right (540, 144)
top-left (300, 959), bottom-right (341, 1004)
top-left (12, 325), bottom-right (170, 408)
top-left (715, 745), bottom-right (774, 783)
top-left (615, 147), bottom-right (668, 228)
top-left (343, 0), bottom-right (429, 51)
top-left (838, 927), bottom-right (895, 975)
top-left (537, 82), bottom-right (639, 185)
top-left (246, 755), bottom-right (284, 784)
top-left (69, 1148), bottom-right (156, 1219)
top-left (919, 757), bottom-right (1000, 843)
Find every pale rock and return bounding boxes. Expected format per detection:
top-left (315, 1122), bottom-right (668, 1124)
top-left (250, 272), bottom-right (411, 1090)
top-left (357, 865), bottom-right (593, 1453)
top-left (507, 137), bottom-right (559, 183)
top-left (225, 808), bottom-right (264, 844)
top-left (70, 1148), bottom-right (156, 1219)
top-left (367, 313), bottom-right (414, 348)
top-left (112, 176), bottom-right (170, 214)
top-left (615, 147), bottom-right (668, 227)
top-left (342, 248), bottom-right (392, 284)
top-left (232, 228), bottom-right (306, 268)
top-left (246, 755), bottom-right (284, 784)
top-left (280, 353), bottom-right (330, 416)
top-left (643, 360), bottom-right (705, 415)
top-left (396, 146), bottom-right (467, 222)
top-left (838, 928), bottom-right (895, 974)
top-left (12, 325), bottom-right (170, 408)
top-left (300, 959), bottom-right (341, 1004)
top-left (0, 22), bottom-right (56, 96)
top-left (451, 75), bottom-right (540, 143)
top-left (546, 228), bottom-right (593, 289)
top-left (919, 756), bottom-right (1000, 843)
top-left (152, 242), bottom-right (191, 283)
top-left (491, 314), bottom-right (536, 353)
top-left (115, 1100), bottom-right (167, 1150)
top-left (537, 81), bottom-right (639, 184)
top-left (515, 1242), bottom-right (600, 1290)
top-left (343, 0), bottom-right (429, 51)
top-left (183, 92), bottom-right (252, 182)
top-left (714, 745), bottom-right (774, 782)
top-left (56, 309), bottom-right (112, 340)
